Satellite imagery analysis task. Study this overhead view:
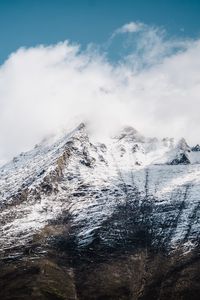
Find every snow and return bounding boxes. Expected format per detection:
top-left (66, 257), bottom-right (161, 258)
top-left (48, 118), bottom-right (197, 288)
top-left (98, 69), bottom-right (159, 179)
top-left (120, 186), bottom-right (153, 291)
top-left (0, 124), bottom-right (199, 254)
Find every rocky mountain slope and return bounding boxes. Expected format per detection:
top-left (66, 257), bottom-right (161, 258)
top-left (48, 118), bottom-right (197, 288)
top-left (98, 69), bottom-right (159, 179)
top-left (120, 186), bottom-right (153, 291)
top-left (0, 123), bottom-right (199, 300)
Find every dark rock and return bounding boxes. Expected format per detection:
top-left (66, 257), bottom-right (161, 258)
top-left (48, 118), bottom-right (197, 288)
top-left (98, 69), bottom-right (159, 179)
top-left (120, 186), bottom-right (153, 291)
top-left (170, 153), bottom-right (190, 165)
top-left (192, 144), bottom-right (200, 152)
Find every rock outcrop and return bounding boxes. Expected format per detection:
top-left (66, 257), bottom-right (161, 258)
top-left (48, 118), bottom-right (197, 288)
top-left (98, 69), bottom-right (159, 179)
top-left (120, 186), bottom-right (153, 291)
top-left (0, 124), bottom-right (199, 299)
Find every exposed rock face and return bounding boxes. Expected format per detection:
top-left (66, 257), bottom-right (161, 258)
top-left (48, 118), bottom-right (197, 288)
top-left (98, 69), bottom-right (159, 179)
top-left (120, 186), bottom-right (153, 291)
top-left (192, 144), bottom-right (200, 152)
top-left (0, 124), bottom-right (199, 299)
top-left (169, 153), bottom-right (190, 165)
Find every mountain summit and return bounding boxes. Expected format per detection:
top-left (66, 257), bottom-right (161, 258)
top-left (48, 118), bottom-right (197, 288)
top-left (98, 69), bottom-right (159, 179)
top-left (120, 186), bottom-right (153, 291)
top-left (0, 124), bottom-right (199, 300)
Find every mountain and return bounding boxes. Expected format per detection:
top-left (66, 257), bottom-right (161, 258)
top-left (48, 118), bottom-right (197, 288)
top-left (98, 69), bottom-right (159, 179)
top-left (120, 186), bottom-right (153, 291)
top-left (0, 123), bottom-right (199, 300)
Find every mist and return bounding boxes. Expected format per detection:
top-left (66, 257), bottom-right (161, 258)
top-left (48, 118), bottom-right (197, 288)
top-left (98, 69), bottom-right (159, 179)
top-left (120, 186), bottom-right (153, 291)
top-left (1, 22), bottom-right (200, 165)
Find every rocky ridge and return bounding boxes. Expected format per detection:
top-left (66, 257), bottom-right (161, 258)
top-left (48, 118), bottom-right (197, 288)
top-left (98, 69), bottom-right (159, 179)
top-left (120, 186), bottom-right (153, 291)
top-left (0, 123), bottom-right (199, 300)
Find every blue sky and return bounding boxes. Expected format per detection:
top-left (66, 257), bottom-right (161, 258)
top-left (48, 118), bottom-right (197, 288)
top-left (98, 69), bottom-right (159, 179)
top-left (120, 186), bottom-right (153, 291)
top-left (1, 0), bottom-right (200, 64)
top-left (1, 0), bottom-right (200, 164)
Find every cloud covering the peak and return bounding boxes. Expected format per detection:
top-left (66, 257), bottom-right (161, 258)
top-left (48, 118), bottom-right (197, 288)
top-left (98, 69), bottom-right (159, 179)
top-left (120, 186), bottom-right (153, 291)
top-left (0, 22), bottom-right (200, 165)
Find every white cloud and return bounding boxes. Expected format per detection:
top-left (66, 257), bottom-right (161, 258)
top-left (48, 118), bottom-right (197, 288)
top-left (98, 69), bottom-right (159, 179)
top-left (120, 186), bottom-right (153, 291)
top-left (115, 22), bottom-right (144, 34)
top-left (0, 24), bottom-right (200, 165)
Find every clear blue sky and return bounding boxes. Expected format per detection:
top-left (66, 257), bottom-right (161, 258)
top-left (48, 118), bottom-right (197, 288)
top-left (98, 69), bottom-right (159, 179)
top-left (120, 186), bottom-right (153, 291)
top-left (1, 0), bottom-right (200, 64)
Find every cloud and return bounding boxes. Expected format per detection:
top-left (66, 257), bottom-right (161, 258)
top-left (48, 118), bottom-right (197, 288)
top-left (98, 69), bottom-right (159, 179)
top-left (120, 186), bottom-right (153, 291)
top-left (114, 22), bottom-right (144, 34)
top-left (111, 22), bottom-right (190, 69)
top-left (0, 23), bottom-right (200, 165)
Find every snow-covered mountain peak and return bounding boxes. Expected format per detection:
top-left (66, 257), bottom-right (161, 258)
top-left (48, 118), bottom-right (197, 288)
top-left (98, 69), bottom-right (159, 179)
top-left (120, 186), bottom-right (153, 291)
top-left (192, 144), bottom-right (200, 151)
top-left (176, 137), bottom-right (191, 152)
top-left (114, 125), bottom-right (145, 143)
top-left (0, 123), bottom-right (199, 259)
